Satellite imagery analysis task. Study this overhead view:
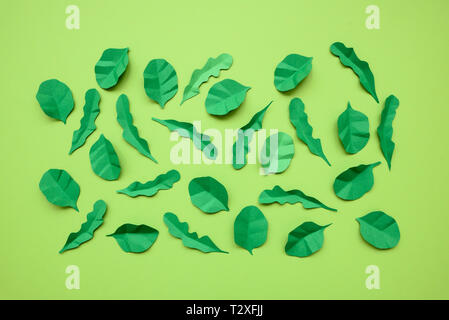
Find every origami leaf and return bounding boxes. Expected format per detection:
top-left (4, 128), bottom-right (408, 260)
top-left (117, 94), bottom-right (157, 163)
top-left (377, 95), bottom-right (400, 170)
top-left (289, 98), bottom-right (330, 166)
top-left (338, 102), bottom-right (370, 154)
top-left (108, 224), bottom-right (159, 253)
top-left (205, 79), bottom-right (250, 116)
top-left (39, 169), bottom-right (80, 211)
top-left (285, 222), bottom-right (331, 258)
top-left (188, 176), bottom-right (229, 214)
top-left (95, 48), bottom-right (129, 89)
top-left (330, 42), bottom-right (378, 103)
top-left (69, 89), bottom-right (101, 154)
top-left (163, 212), bottom-right (227, 253)
top-left (143, 58), bottom-right (178, 108)
top-left (89, 134), bottom-right (121, 181)
top-left (234, 206), bottom-right (268, 255)
top-left (36, 79), bottom-right (74, 123)
top-left (260, 132), bottom-right (295, 174)
top-left (356, 211), bottom-right (400, 249)
top-left (333, 162), bottom-right (381, 200)
top-left (274, 54), bottom-right (313, 92)
top-left (258, 185), bottom-right (337, 212)
top-left (117, 169), bottom-right (180, 197)
top-left (181, 53), bottom-right (233, 104)
top-left (60, 200), bottom-right (107, 253)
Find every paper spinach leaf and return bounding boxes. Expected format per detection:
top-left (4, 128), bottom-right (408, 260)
top-left (143, 58), bottom-right (178, 108)
top-left (36, 79), bottom-right (74, 124)
top-left (188, 176), bottom-right (229, 214)
top-left (95, 48), bottom-right (129, 89)
top-left (107, 224), bottom-right (159, 253)
top-left (285, 222), bottom-right (331, 257)
top-left (274, 53), bottom-right (313, 92)
top-left (356, 211), bottom-right (400, 249)
top-left (260, 132), bottom-right (295, 174)
top-left (39, 169), bottom-right (80, 211)
top-left (338, 102), bottom-right (370, 154)
top-left (333, 162), bottom-right (381, 200)
top-left (117, 169), bottom-right (180, 197)
top-left (89, 134), bottom-right (121, 181)
top-left (377, 95), bottom-right (400, 170)
top-left (205, 79), bottom-right (250, 116)
top-left (234, 206), bottom-right (268, 255)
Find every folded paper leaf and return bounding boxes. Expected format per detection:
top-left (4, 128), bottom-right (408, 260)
top-left (356, 211), bottom-right (400, 249)
top-left (333, 162), bottom-right (381, 200)
top-left (205, 79), bottom-right (250, 116)
top-left (117, 169), bottom-right (180, 197)
top-left (107, 224), bottom-right (159, 253)
top-left (285, 222), bottom-right (331, 257)
top-left (188, 176), bottom-right (229, 214)
top-left (89, 134), bottom-right (121, 181)
top-left (234, 206), bottom-right (268, 255)
top-left (39, 169), bottom-right (80, 211)
top-left (36, 79), bottom-right (74, 123)
top-left (338, 102), bottom-right (370, 154)
top-left (143, 58), bottom-right (178, 108)
top-left (95, 48), bottom-right (129, 89)
top-left (274, 53), bottom-right (313, 92)
top-left (377, 95), bottom-right (400, 170)
top-left (260, 132), bottom-right (295, 174)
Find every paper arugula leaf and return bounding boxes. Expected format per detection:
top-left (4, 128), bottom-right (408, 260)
top-left (108, 224), bottom-right (159, 253)
top-left (89, 134), bottom-right (121, 181)
top-left (188, 176), bottom-right (229, 214)
top-left (205, 79), bottom-right (250, 116)
top-left (163, 212), bottom-right (227, 253)
top-left (234, 206), bottom-right (268, 255)
top-left (333, 162), bottom-right (381, 200)
top-left (39, 169), bottom-right (80, 211)
top-left (330, 42), bottom-right (378, 103)
top-left (377, 95), bottom-right (400, 170)
top-left (117, 94), bottom-right (157, 163)
top-left (274, 53), bottom-right (313, 92)
top-left (36, 79), bottom-right (74, 123)
top-left (95, 48), bottom-right (129, 89)
top-left (143, 58), bottom-right (178, 108)
top-left (117, 169), bottom-right (180, 197)
top-left (337, 102), bottom-right (370, 154)
top-left (356, 211), bottom-right (400, 249)
top-left (60, 200), bottom-right (107, 253)
top-left (181, 53), bottom-right (233, 105)
top-left (260, 132), bottom-right (295, 174)
top-left (285, 222), bottom-right (331, 258)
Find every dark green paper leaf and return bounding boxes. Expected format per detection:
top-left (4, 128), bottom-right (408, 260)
top-left (356, 211), bottom-right (400, 249)
top-left (188, 176), bottom-right (229, 214)
top-left (274, 53), bottom-right (313, 92)
top-left (36, 79), bottom-right (74, 123)
top-left (143, 58), bottom-right (178, 108)
top-left (205, 79), bottom-right (250, 116)
top-left (95, 48), bottom-right (129, 89)
top-left (377, 95), bottom-right (400, 170)
top-left (39, 169), bottom-right (80, 211)
top-left (338, 102), bottom-right (370, 154)
top-left (285, 222), bottom-right (331, 257)
top-left (234, 206), bottom-right (268, 255)
top-left (117, 169), bottom-right (180, 197)
top-left (260, 132), bottom-right (295, 174)
top-left (333, 162), bottom-right (381, 200)
top-left (107, 224), bottom-right (159, 253)
top-left (89, 134), bottom-right (121, 181)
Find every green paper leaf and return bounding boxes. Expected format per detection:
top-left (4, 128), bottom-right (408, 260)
top-left (205, 79), bottom-right (250, 116)
top-left (117, 169), bottom-right (180, 197)
top-left (260, 132), bottom-right (295, 174)
top-left (107, 224), bottom-right (159, 253)
top-left (60, 200), bottom-right (107, 253)
top-left (39, 169), bottom-right (80, 211)
top-left (163, 212), bottom-right (227, 253)
top-left (89, 134), bottom-right (121, 181)
top-left (234, 206), bottom-right (268, 255)
top-left (143, 58), bottom-right (178, 108)
top-left (356, 211), bottom-right (400, 250)
top-left (188, 176), bottom-right (229, 214)
top-left (377, 95), bottom-right (400, 170)
top-left (36, 79), bottom-right (74, 123)
top-left (333, 162), bottom-right (381, 200)
top-left (259, 185), bottom-right (337, 212)
top-left (285, 222), bottom-right (331, 258)
top-left (289, 97), bottom-right (330, 166)
top-left (95, 48), bottom-right (129, 89)
top-left (181, 53), bottom-right (233, 105)
top-left (274, 53), bottom-right (313, 92)
top-left (338, 102), bottom-right (370, 154)
top-left (116, 94), bottom-right (157, 163)
top-left (330, 42), bottom-right (378, 103)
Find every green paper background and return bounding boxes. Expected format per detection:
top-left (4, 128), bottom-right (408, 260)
top-left (0, 0), bottom-right (448, 299)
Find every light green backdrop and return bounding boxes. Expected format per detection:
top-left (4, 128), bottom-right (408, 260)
top-left (1, 0), bottom-right (448, 299)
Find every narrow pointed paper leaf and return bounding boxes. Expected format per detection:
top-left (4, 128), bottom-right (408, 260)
top-left (234, 206), bottom-right (268, 255)
top-left (274, 54), bottom-right (313, 92)
top-left (143, 59), bottom-right (178, 108)
top-left (333, 162), bottom-right (381, 200)
top-left (338, 102), bottom-right (370, 154)
top-left (188, 176), bottom-right (229, 214)
top-left (330, 42), bottom-right (378, 103)
top-left (377, 95), bottom-right (400, 170)
top-left (39, 169), bottom-right (80, 211)
top-left (108, 224), bottom-right (159, 253)
top-left (260, 132), bottom-right (295, 174)
top-left (181, 53), bottom-right (233, 104)
top-left (59, 200), bottom-right (107, 253)
top-left (205, 79), bottom-right (250, 116)
top-left (36, 79), bottom-right (74, 123)
top-left (95, 48), bottom-right (129, 89)
top-left (356, 211), bottom-right (400, 249)
top-left (89, 134), bottom-right (121, 181)
top-left (163, 212), bottom-right (227, 253)
top-left (117, 169), bottom-right (180, 197)
top-left (285, 222), bottom-right (331, 258)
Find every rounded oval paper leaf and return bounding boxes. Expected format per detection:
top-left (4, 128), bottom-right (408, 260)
top-left (357, 211), bottom-right (400, 249)
top-left (143, 59), bottom-right (178, 108)
top-left (89, 134), bottom-right (121, 181)
top-left (234, 206), bottom-right (268, 255)
top-left (274, 54), bottom-right (313, 92)
top-left (39, 169), bottom-right (80, 211)
top-left (338, 102), bottom-right (370, 154)
top-left (36, 79), bottom-right (74, 123)
top-left (333, 162), bottom-right (381, 200)
top-left (205, 79), bottom-right (250, 116)
top-left (95, 48), bottom-right (129, 89)
top-left (188, 176), bottom-right (229, 214)
top-left (285, 222), bottom-right (331, 258)
top-left (260, 132), bottom-right (295, 174)
top-left (107, 224), bottom-right (159, 253)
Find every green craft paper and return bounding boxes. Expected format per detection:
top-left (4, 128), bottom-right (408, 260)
top-left (36, 79), bottom-right (74, 123)
top-left (39, 169), bottom-right (80, 211)
top-left (188, 176), bottom-right (229, 214)
top-left (107, 224), bottom-right (159, 253)
top-left (356, 211), bottom-right (400, 249)
top-left (60, 200), bottom-right (107, 253)
top-left (163, 212), bottom-right (227, 253)
top-left (338, 102), bottom-right (370, 154)
top-left (117, 94), bottom-right (157, 163)
top-left (181, 53), bottom-right (233, 105)
top-left (205, 79), bottom-right (250, 116)
top-left (95, 48), bottom-right (129, 89)
top-left (117, 169), bottom-right (180, 197)
top-left (377, 95), bottom-right (400, 170)
top-left (333, 162), bottom-right (381, 200)
top-left (330, 42), bottom-right (379, 103)
top-left (285, 222), bottom-right (331, 258)
top-left (289, 97), bottom-right (330, 166)
top-left (89, 134), bottom-right (121, 181)
top-left (260, 132), bottom-right (295, 174)
top-left (274, 53), bottom-right (313, 92)
top-left (234, 206), bottom-right (268, 255)
top-left (258, 185), bottom-right (337, 212)
top-left (143, 58), bottom-right (178, 108)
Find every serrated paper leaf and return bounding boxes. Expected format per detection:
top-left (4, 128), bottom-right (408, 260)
top-left (205, 79), bottom-right (250, 116)
top-left (260, 132), bottom-right (295, 174)
top-left (377, 95), bottom-right (400, 170)
top-left (39, 169), bottom-right (80, 211)
top-left (108, 224), bottom-right (159, 253)
top-left (188, 176), bottom-right (229, 214)
top-left (338, 102), bottom-right (370, 154)
top-left (36, 79), bottom-right (74, 123)
top-left (117, 169), bottom-right (180, 197)
top-left (274, 53), bottom-right (313, 92)
top-left (333, 162), bottom-right (381, 200)
top-left (356, 211), bottom-right (400, 249)
top-left (143, 58), bottom-right (178, 108)
top-left (95, 48), bottom-right (129, 89)
top-left (285, 222), bottom-right (331, 257)
top-left (234, 206), bottom-right (268, 255)
top-left (89, 134), bottom-right (121, 181)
